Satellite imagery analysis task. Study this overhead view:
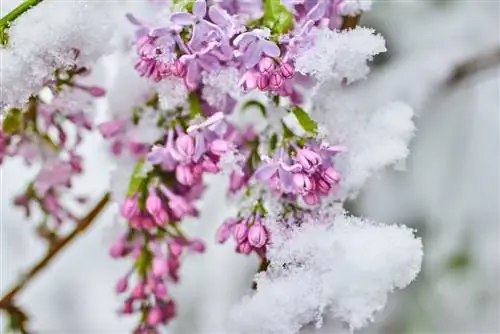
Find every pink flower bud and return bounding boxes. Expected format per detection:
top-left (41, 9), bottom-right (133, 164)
top-left (98, 120), bottom-right (123, 138)
top-left (209, 139), bottom-right (231, 156)
top-left (176, 134), bottom-right (195, 160)
top-left (257, 74), bottom-right (270, 90)
top-left (115, 277), bottom-right (129, 293)
top-left (121, 299), bottom-right (134, 314)
top-left (239, 70), bottom-right (259, 91)
top-left (171, 59), bottom-right (186, 77)
top-left (247, 224), bottom-right (268, 248)
top-left (121, 197), bottom-right (138, 219)
top-left (303, 193), bottom-right (320, 205)
top-left (146, 192), bottom-right (163, 216)
top-left (147, 306), bottom-right (164, 325)
top-left (189, 239), bottom-right (206, 253)
top-left (131, 282), bottom-right (146, 299)
top-left (86, 86), bottom-right (106, 97)
top-left (259, 57), bottom-right (275, 73)
top-left (169, 240), bottom-right (184, 257)
top-left (110, 238), bottom-right (127, 258)
top-left (232, 223), bottom-right (248, 244)
top-left (279, 63), bottom-right (295, 79)
top-left (176, 165), bottom-right (194, 185)
top-left (237, 241), bottom-right (252, 254)
top-left (293, 173), bottom-right (313, 194)
top-left (154, 282), bottom-right (168, 299)
top-left (216, 222), bottom-right (232, 243)
top-left (269, 72), bottom-right (284, 90)
top-left (297, 148), bottom-right (321, 171)
top-left (322, 166), bottom-right (341, 184)
top-left (152, 256), bottom-right (168, 277)
top-left (316, 177), bottom-right (331, 194)
top-left (202, 159), bottom-right (220, 173)
top-left (157, 62), bottom-right (172, 77)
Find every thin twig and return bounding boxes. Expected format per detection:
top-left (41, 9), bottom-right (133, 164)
top-left (0, 192), bottom-right (110, 309)
top-left (0, 0), bottom-right (45, 45)
top-left (446, 47), bottom-right (500, 86)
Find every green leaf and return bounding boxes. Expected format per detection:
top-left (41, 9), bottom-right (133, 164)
top-left (188, 92), bottom-right (202, 118)
top-left (291, 106), bottom-right (318, 135)
top-left (242, 100), bottom-right (266, 116)
top-left (173, 0), bottom-right (195, 12)
top-left (263, 0), bottom-right (294, 35)
top-left (2, 108), bottom-right (22, 133)
top-left (281, 121), bottom-right (294, 140)
top-left (127, 159), bottom-right (145, 197)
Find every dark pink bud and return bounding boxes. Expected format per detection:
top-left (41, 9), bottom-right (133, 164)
top-left (189, 239), bottom-right (206, 253)
top-left (87, 86), bottom-right (106, 97)
top-left (216, 222), bottom-right (232, 244)
top-left (146, 192), bottom-right (163, 216)
top-left (237, 241), bottom-right (252, 254)
top-left (279, 63), bottom-right (295, 79)
top-left (172, 59), bottom-right (186, 77)
top-left (293, 173), bottom-right (313, 194)
top-left (115, 277), bottom-right (129, 293)
top-left (121, 299), bottom-right (134, 314)
top-left (303, 193), bottom-right (320, 205)
top-left (152, 256), bottom-right (168, 277)
top-left (176, 134), bottom-right (195, 160)
top-left (176, 165), bottom-right (194, 185)
top-left (202, 159), bottom-right (219, 173)
top-left (233, 223), bottom-right (248, 244)
top-left (297, 148), bottom-right (321, 171)
top-left (239, 70), bottom-right (258, 91)
top-left (322, 166), bottom-right (341, 184)
top-left (258, 57), bottom-right (275, 73)
top-left (269, 72), bottom-right (284, 90)
top-left (110, 238), bottom-right (127, 258)
top-left (121, 197), bottom-right (138, 219)
top-left (257, 74), bottom-right (270, 90)
top-left (131, 282), bottom-right (146, 299)
top-left (316, 177), bottom-right (331, 194)
top-left (154, 282), bottom-right (168, 299)
top-left (169, 240), bottom-right (184, 257)
top-left (209, 139), bottom-right (231, 156)
top-left (247, 224), bottom-right (268, 248)
top-left (147, 306), bottom-right (164, 326)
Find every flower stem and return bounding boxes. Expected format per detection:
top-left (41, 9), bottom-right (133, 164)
top-left (0, 192), bottom-right (110, 309)
top-left (0, 0), bottom-right (45, 45)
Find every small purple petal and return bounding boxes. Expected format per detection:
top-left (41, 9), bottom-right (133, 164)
top-left (194, 133), bottom-right (206, 162)
top-left (260, 40), bottom-right (281, 58)
top-left (243, 42), bottom-right (262, 69)
top-left (193, 0), bottom-right (207, 18)
top-left (254, 163), bottom-right (279, 180)
top-left (278, 168), bottom-right (294, 192)
top-left (186, 61), bottom-right (201, 89)
top-left (198, 54), bottom-right (220, 71)
top-left (233, 32), bottom-right (256, 48)
top-left (150, 27), bottom-right (171, 37)
top-left (208, 7), bottom-right (230, 27)
top-left (171, 12), bottom-right (195, 25)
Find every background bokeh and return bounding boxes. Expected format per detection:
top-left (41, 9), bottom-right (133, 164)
top-left (1, 0), bottom-right (499, 333)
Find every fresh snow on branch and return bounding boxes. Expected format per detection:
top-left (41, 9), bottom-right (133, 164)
top-left (230, 211), bottom-right (423, 334)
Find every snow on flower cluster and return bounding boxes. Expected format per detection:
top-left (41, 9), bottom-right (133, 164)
top-left (294, 27), bottom-right (386, 84)
top-left (1, 0), bottom-right (123, 108)
top-left (230, 211), bottom-right (423, 334)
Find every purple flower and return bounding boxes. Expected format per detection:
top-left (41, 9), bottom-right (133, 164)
top-left (179, 43), bottom-right (222, 90)
top-left (254, 149), bottom-right (302, 193)
top-left (233, 29), bottom-right (281, 69)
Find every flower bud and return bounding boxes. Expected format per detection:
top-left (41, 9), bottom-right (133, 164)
top-left (216, 222), bottom-right (232, 243)
top-left (115, 277), bottom-right (129, 293)
top-left (171, 59), bottom-right (186, 77)
top-left (269, 72), bottom-right (284, 90)
top-left (189, 239), bottom-right (206, 253)
top-left (209, 139), bottom-right (231, 156)
top-left (257, 74), bottom-right (270, 90)
top-left (176, 165), bottom-right (194, 185)
top-left (232, 223), bottom-right (248, 244)
top-left (121, 197), bottom-right (138, 219)
top-left (258, 57), bottom-right (275, 73)
top-left (154, 282), bottom-right (168, 299)
top-left (322, 166), bottom-right (341, 184)
top-left (152, 256), bottom-right (168, 277)
top-left (175, 134), bottom-right (195, 160)
top-left (247, 224), bottom-right (268, 248)
top-left (147, 306), bottom-right (164, 326)
top-left (279, 63), bottom-right (295, 79)
top-left (303, 193), bottom-right (320, 205)
top-left (297, 148), bottom-right (321, 171)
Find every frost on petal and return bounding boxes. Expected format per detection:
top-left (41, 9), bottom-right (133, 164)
top-left (313, 96), bottom-right (415, 199)
top-left (229, 213), bottom-right (423, 334)
top-left (294, 27), bottom-right (386, 84)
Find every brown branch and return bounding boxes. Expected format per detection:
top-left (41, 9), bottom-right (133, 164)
top-left (252, 258), bottom-right (270, 290)
top-left (341, 15), bottom-right (361, 30)
top-left (446, 47), bottom-right (500, 86)
top-left (0, 192), bottom-right (110, 309)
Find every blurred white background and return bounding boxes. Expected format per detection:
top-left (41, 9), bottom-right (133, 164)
top-left (1, 0), bottom-right (499, 333)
